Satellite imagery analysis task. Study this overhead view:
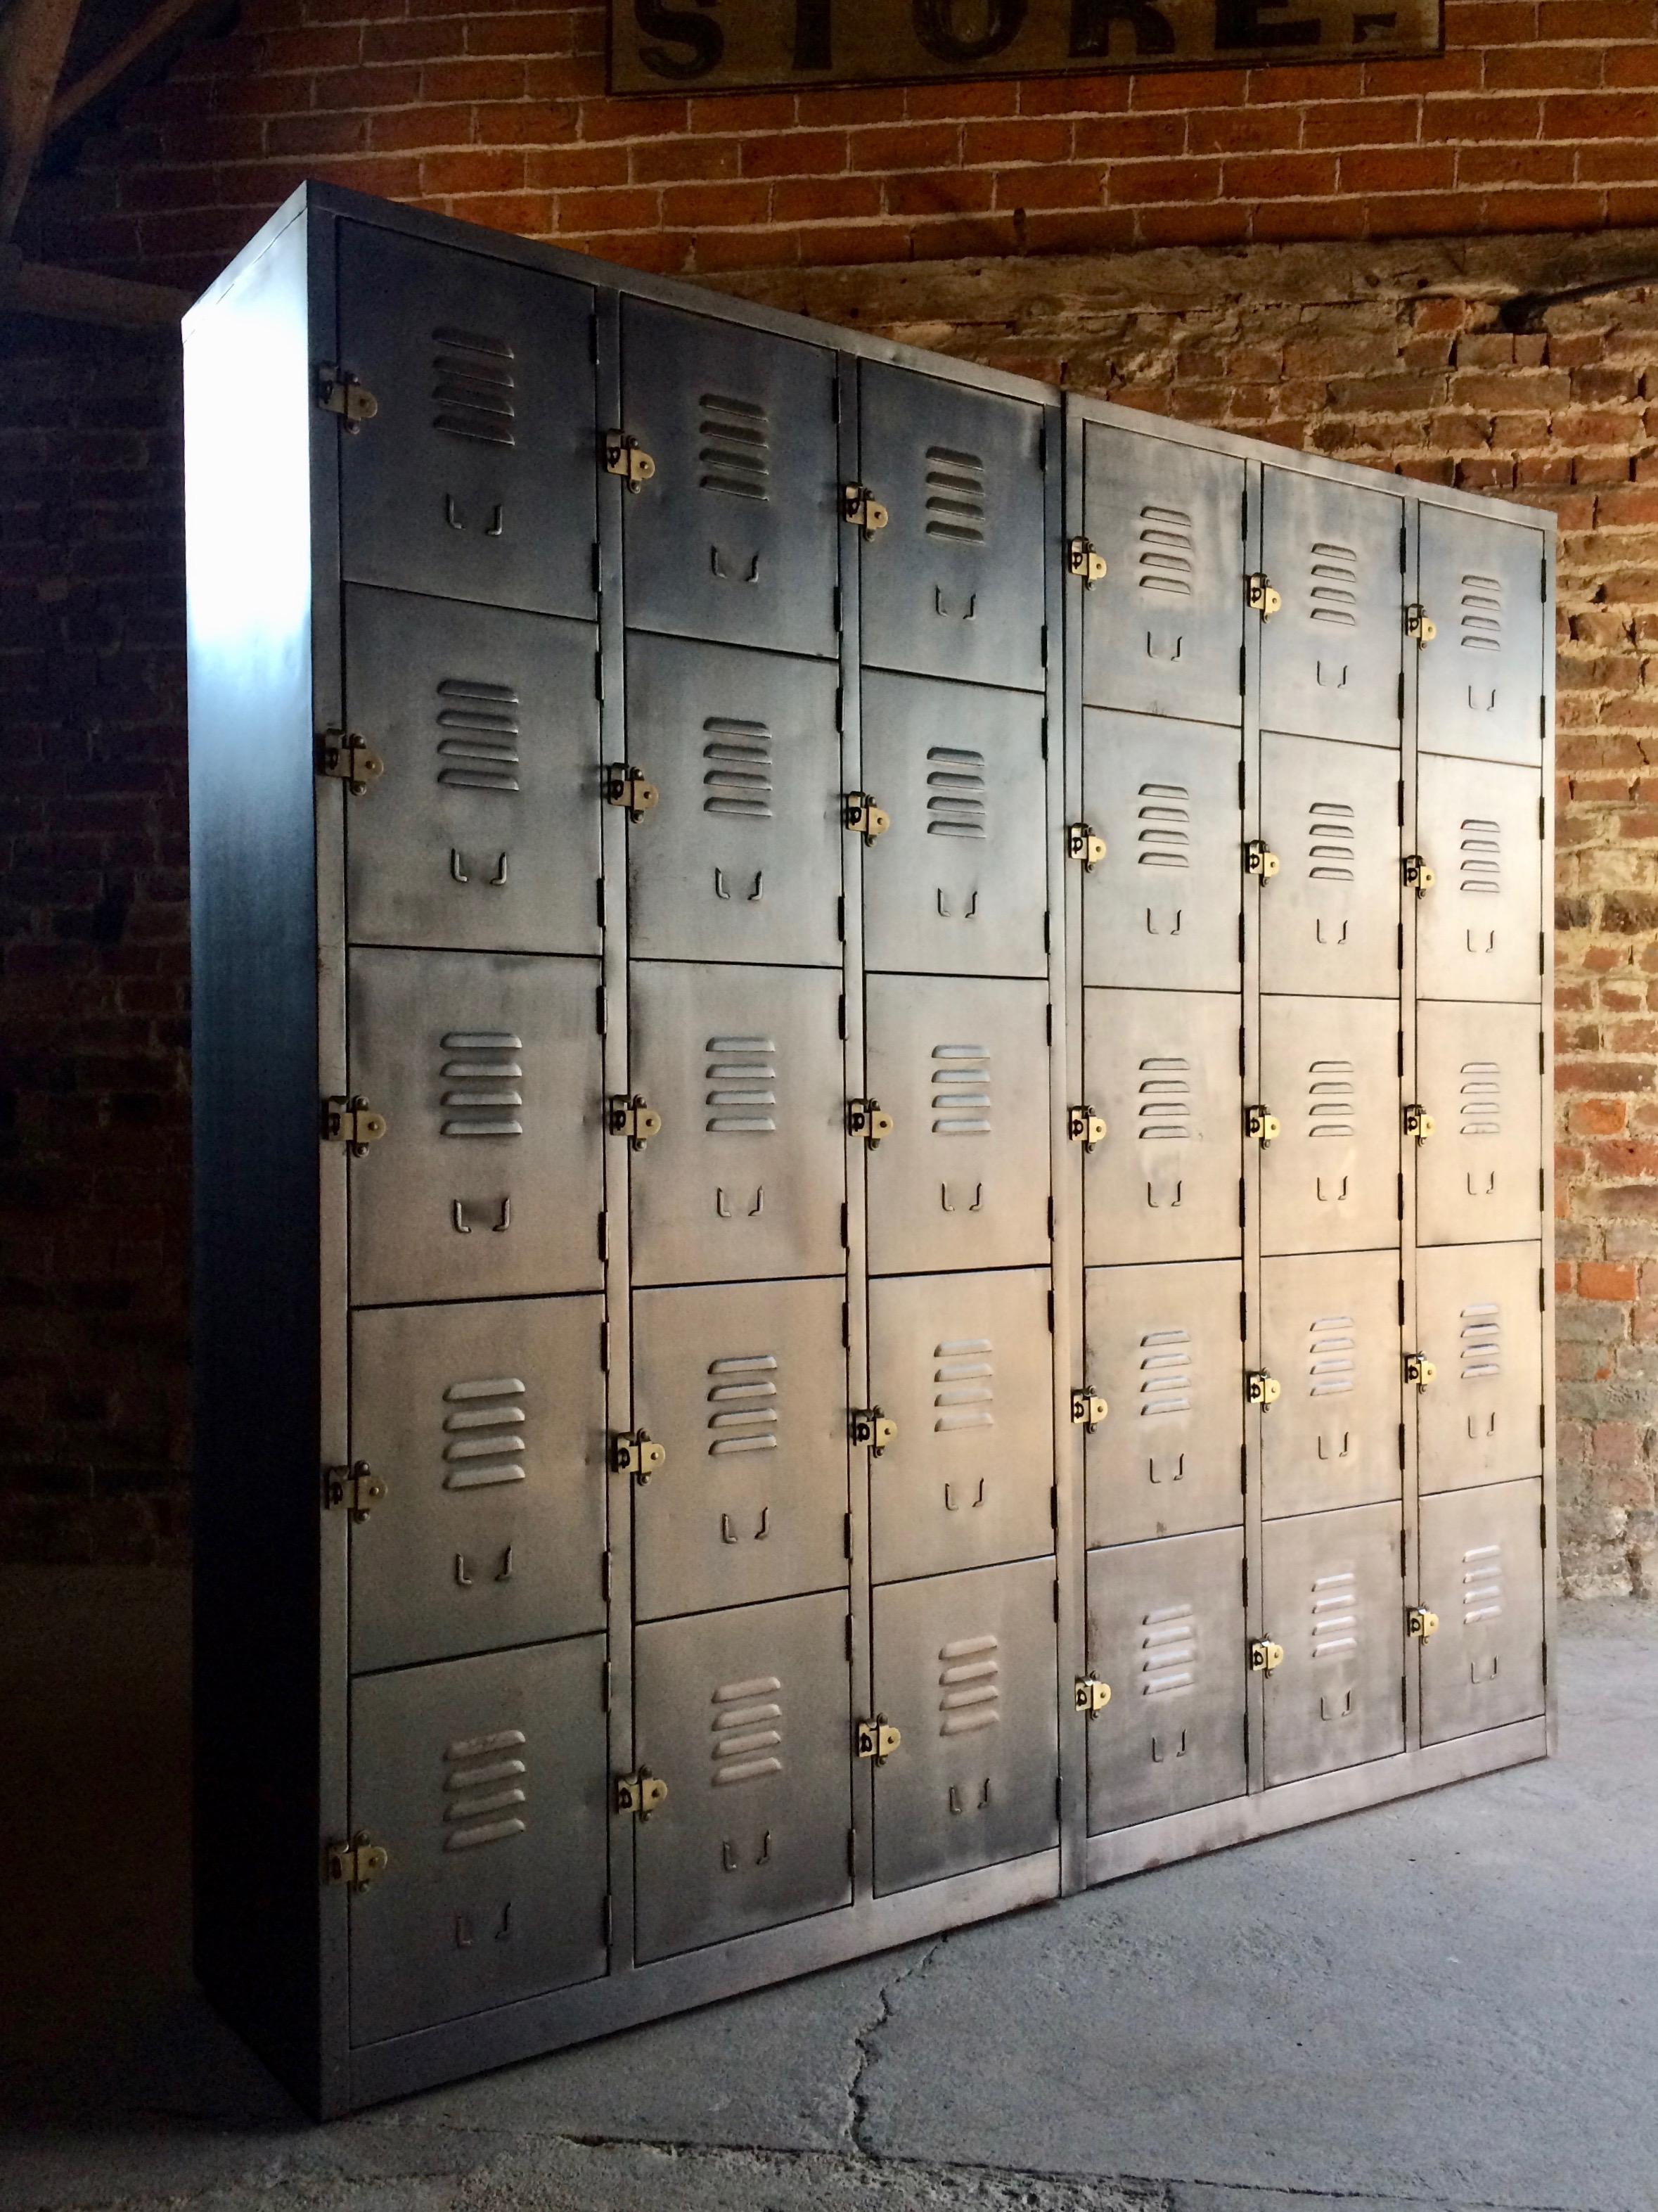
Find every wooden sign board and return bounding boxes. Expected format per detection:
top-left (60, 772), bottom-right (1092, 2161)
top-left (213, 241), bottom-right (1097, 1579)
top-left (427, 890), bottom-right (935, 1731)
top-left (610, 0), bottom-right (1442, 94)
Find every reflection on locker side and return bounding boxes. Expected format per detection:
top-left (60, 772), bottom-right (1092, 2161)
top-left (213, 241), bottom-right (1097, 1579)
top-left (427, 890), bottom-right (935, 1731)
top-left (1258, 1251), bottom-right (1403, 1521)
top-left (1416, 1000), bottom-right (1545, 1248)
top-left (1258, 734), bottom-right (1400, 999)
top-left (1259, 472), bottom-right (1403, 751)
top-left (1418, 1481), bottom-right (1547, 1744)
top-left (1258, 995), bottom-right (1400, 1257)
top-left (1415, 755), bottom-right (1544, 1006)
top-left (1083, 987), bottom-right (1243, 1267)
top-left (1260, 1502), bottom-right (1406, 1788)
top-left (1415, 1243), bottom-right (1546, 1494)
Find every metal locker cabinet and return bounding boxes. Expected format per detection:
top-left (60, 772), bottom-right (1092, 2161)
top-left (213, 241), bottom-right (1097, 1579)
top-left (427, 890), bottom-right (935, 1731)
top-left (1415, 754), bottom-right (1544, 1006)
top-left (1416, 999), bottom-right (1545, 1248)
top-left (631, 1277), bottom-right (849, 1620)
top-left (1258, 994), bottom-right (1400, 1258)
top-left (617, 299), bottom-right (838, 659)
top-left (866, 1268), bottom-right (1055, 1585)
top-left (861, 672), bottom-right (1048, 982)
top-left (1083, 987), bottom-right (1243, 1267)
top-left (632, 1590), bottom-right (853, 1962)
top-left (1084, 1528), bottom-right (1248, 1832)
top-left (628, 961), bottom-right (845, 1288)
top-left (1260, 1502), bottom-right (1406, 1787)
top-left (1083, 1259), bottom-right (1245, 1547)
top-left (349, 1294), bottom-right (606, 1673)
top-left (1418, 1479), bottom-right (1547, 1745)
top-left (1417, 507), bottom-right (1546, 767)
top-left (1258, 1250), bottom-right (1403, 1522)
top-left (1415, 1242), bottom-right (1546, 1495)
top-left (1259, 471), bottom-right (1403, 752)
top-left (870, 1557), bottom-right (1060, 1896)
top-left (345, 947), bottom-right (605, 1305)
top-left (623, 633), bottom-right (842, 972)
top-left (1258, 734), bottom-right (1401, 1001)
top-left (348, 1637), bottom-right (609, 2046)
top-left (341, 587), bottom-right (602, 957)
top-left (1079, 423), bottom-right (1245, 723)
top-left (336, 224), bottom-right (596, 620)
top-left (1081, 710), bottom-right (1243, 995)
top-left (857, 364), bottom-right (1046, 693)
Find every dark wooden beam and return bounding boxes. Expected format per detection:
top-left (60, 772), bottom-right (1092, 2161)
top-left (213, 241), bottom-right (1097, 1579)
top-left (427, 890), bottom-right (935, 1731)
top-left (48, 0), bottom-right (204, 134)
top-left (0, 0), bottom-right (83, 239)
top-left (0, 244), bottom-right (191, 326)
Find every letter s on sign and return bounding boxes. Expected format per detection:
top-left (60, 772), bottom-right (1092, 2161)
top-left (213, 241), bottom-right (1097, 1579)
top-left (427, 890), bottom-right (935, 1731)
top-left (635, 0), bottom-right (724, 78)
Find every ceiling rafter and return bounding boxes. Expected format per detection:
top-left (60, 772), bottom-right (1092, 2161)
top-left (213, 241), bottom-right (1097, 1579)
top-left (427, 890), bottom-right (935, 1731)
top-left (0, 0), bottom-right (84, 239)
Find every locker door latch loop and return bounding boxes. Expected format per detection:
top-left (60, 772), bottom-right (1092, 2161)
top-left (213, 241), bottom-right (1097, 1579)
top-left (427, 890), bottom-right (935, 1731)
top-left (1405, 1353), bottom-right (1437, 1388)
top-left (1249, 1639), bottom-right (1285, 1675)
top-left (850, 1407), bottom-right (897, 1456)
top-left (603, 432), bottom-right (655, 490)
top-left (1246, 572), bottom-right (1283, 618)
top-left (325, 1831), bottom-right (388, 1890)
top-left (316, 366), bottom-right (378, 430)
top-left (1068, 1104), bottom-right (1107, 1151)
top-left (1246, 1371), bottom-right (1281, 1407)
top-left (1403, 853), bottom-right (1436, 894)
top-left (323, 1096), bottom-right (387, 1154)
top-left (317, 728), bottom-right (383, 794)
top-left (1071, 1388), bottom-right (1108, 1430)
top-left (608, 1094), bottom-right (661, 1149)
top-left (616, 1770), bottom-right (669, 1819)
top-left (1407, 1606), bottom-right (1440, 1641)
top-left (1406, 603), bottom-right (1437, 644)
top-left (844, 791), bottom-right (889, 843)
top-left (1067, 537), bottom-right (1107, 587)
top-left (1075, 1675), bottom-right (1112, 1714)
top-left (604, 764), bottom-right (657, 821)
top-left (1244, 840), bottom-right (1279, 879)
top-left (847, 1098), bottom-right (893, 1146)
top-left (1065, 821), bottom-right (1105, 871)
top-left (324, 1460), bottom-right (385, 1519)
top-left (1245, 1104), bottom-right (1280, 1146)
top-left (842, 483), bottom-right (889, 536)
top-left (856, 1716), bottom-right (901, 1763)
top-left (1404, 1101), bottom-right (1434, 1142)
top-left (613, 1431), bottom-right (666, 1483)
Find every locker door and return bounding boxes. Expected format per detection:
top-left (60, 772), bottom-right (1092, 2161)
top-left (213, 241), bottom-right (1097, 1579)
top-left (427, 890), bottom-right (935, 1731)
top-left (1259, 472), bottom-right (1402, 751)
top-left (1418, 508), bottom-right (1545, 767)
top-left (347, 949), bottom-right (603, 1306)
top-left (1415, 755), bottom-right (1543, 1005)
top-left (1259, 995), bottom-right (1399, 1257)
top-left (619, 301), bottom-right (837, 659)
top-left (349, 1295), bottom-right (605, 1673)
top-left (349, 1636), bottom-right (608, 2045)
top-left (1084, 1528), bottom-right (1247, 1831)
top-left (865, 975), bottom-right (1050, 1277)
top-left (633, 1590), bottom-right (852, 1962)
top-left (1259, 734), bottom-right (1400, 999)
top-left (1415, 1242), bottom-right (1545, 1494)
top-left (338, 224), bottom-right (596, 620)
top-left (1261, 1502), bottom-right (1405, 1786)
top-left (1084, 1259), bottom-right (1244, 1546)
top-left (861, 672), bottom-right (1048, 982)
top-left (858, 365), bottom-right (1046, 693)
top-left (1082, 711), bottom-right (1243, 994)
top-left (629, 962), bottom-right (844, 1288)
top-left (631, 1277), bottom-right (849, 1620)
top-left (342, 588), bottom-right (600, 957)
top-left (623, 634), bottom-right (842, 971)
top-left (867, 1268), bottom-right (1055, 1584)
top-left (870, 1558), bottom-right (1059, 1895)
top-left (1417, 1001), bottom-right (1544, 1247)
top-left (1418, 1480), bottom-right (1546, 1744)
top-left (1081, 424), bottom-right (1245, 724)
top-left (1259, 1251), bottom-right (1401, 1521)
top-left (1084, 988), bottom-right (1242, 1267)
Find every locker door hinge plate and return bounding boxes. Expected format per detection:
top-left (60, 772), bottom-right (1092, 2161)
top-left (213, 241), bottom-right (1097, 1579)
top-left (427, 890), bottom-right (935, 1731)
top-left (1068, 1104), bottom-right (1107, 1151)
top-left (1246, 1371), bottom-right (1281, 1407)
top-left (316, 366), bottom-right (378, 428)
top-left (615, 1770), bottom-right (668, 1819)
top-left (1246, 572), bottom-right (1283, 618)
top-left (1249, 1638), bottom-right (1285, 1675)
top-left (1404, 1102), bottom-right (1435, 1142)
top-left (847, 1097), bottom-right (893, 1146)
top-left (1405, 603), bottom-right (1437, 644)
top-left (1407, 1606), bottom-right (1440, 1641)
top-left (842, 482), bottom-right (889, 535)
top-left (1071, 1388), bottom-right (1108, 1430)
top-left (326, 1831), bottom-right (388, 1890)
top-left (1245, 1104), bottom-right (1280, 1146)
top-left (1405, 1353), bottom-right (1437, 1388)
top-left (1065, 821), bottom-right (1105, 870)
top-left (844, 791), bottom-right (889, 842)
top-left (855, 1715), bottom-right (901, 1763)
top-left (603, 431), bottom-right (655, 490)
top-left (1403, 853), bottom-right (1436, 894)
top-left (323, 1095), bottom-right (387, 1153)
top-left (1244, 839), bottom-right (1279, 879)
top-left (324, 1459), bottom-right (385, 1519)
top-left (850, 1406), bottom-right (897, 1456)
top-left (608, 1094), bottom-right (661, 1149)
top-left (1067, 536), bottom-right (1107, 586)
top-left (316, 728), bottom-right (383, 793)
top-left (612, 1430), bottom-right (666, 1483)
top-left (603, 763), bottom-right (657, 820)
top-left (1074, 1675), bottom-right (1112, 1713)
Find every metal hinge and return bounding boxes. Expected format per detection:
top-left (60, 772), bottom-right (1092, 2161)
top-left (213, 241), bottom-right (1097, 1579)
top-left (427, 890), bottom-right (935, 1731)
top-left (316, 728), bottom-right (383, 794)
top-left (1071, 1388), bottom-right (1108, 1430)
top-left (324, 1460), bottom-right (385, 1519)
top-left (1403, 852), bottom-right (1436, 894)
top-left (1074, 1675), bottom-right (1112, 1714)
top-left (1404, 1101), bottom-right (1434, 1142)
top-left (849, 1407), bottom-right (897, 1457)
top-left (1246, 1371), bottom-right (1281, 1407)
top-left (607, 1094), bottom-right (661, 1149)
top-left (326, 1831), bottom-right (388, 1890)
top-left (1245, 1104), bottom-right (1280, 1146)
top-left (844, 790), bottom-right (889, 843)
top-left (1405, 603), bottom-right (1437, 644)
top-left (1246, 572), bottom-right (1283, 618)
top-left (1407, 1606), bottom-right (1439, 1641)
top-left (842, 482), bottom-right (889, 535)
top-left (603, 431), bottom-right (655, 490)
top-left (847, 1097), bottom-right (893, 1146)
top-left (1249, 1638), bottom-right (1284, 1675)
top-left (322, 1095), bottom-right (387, 1154)
top-left (1067, 1104), bottom-right (1107, 1151)
top-left (1067, 536), bottom-right (1107, 586)
top-left (615, 1770), bottom-right (668, 1819)
top-left (603, 763), bottom-right (657, 820)
top-left (1244, 839), bottom-right (1279, 878)
top-left (316, 366), bottom-right (378, 428)
top-left (612, 1430), bottom-right (666, 1483)
top-left (1405, 1352), bottom-right (1437, 1388)
top-left (1065, 821), bottom-right (1105, 870)
top-left (855, 1715), bottom-right (901, 1763)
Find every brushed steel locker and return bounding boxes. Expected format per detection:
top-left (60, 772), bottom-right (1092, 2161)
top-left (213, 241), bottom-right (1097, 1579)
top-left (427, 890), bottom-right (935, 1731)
top-left (337, 224), bottom-right (596, 620)
top-left (633, 1590), bottom-right (853, 1962)
top-left (1082, 710), bottom-right (1243, 995)
top-left (1259, 471), bottom-right (1403, 751)
top-left (858, 364), bottom-right (1046, 693)
top-left (1259, 1250), bottom-right (1402, 1521)
top-left (1418, 507), bottom-right (1545, 767)
top-left (349, 1294), bottom-right (606, 1673)
top-left (631, 1276), bottom-right (849, 1620)
top-left (865, 974), bottom-right (1050, 1277)
top-left (348, 1635), bottom-right (608, 2045)
top-left (1417, 999), bottom-right (1544, 1248)
top-left (346, 948), bottom-right (603, 1306)
top-left (624, 634), bottom-right (842, 971)
top-left (1415, 754), bottom-right (1543, 1005)
top-left (866, 1267), bottom-right (1055, 1583)
top-left (1080, 423), bottom-right (1245, 724)
top-left (1418, 1478), bottom-right (1546, 1745)
top-left (1084, 1527), bottom-right (1248, 1831)
top-left (861, 672), bottom-right (1047, 982)
top-left (618, 300), bottom-right (837, 659)
top-left (1261, 1502), bottom-right (1406, 1787)
top-left (629, 961), bottom-right (844, 1288)
top-left (1083, 987), bottom-right (1243, 1267)
top-left (1415, 1241), bottom-right (1545, 1495)
top-left (1259, 995), bottom-right (1400, 1258)
top-left (1259, 734), bottom-right (1401, 1000)
top-left (1084, 1259), bottom-right (1245, 1546)
top-left (870, 1557), bottom-right (1059, 1895)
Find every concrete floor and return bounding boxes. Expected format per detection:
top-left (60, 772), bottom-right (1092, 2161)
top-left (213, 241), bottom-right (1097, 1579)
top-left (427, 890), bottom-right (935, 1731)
top-left (2, 1571), bottom-right (1654, 2212)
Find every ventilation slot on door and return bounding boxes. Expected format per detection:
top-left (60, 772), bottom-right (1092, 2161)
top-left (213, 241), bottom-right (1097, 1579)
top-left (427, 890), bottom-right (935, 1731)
top-left (1308, 1315), bottom-right (1356, 1397)
top-left (1137, 783), bottom-right (1190, 870)
top-left (932, 1044), bottom-right (991, 1135)
top-left (442, 1374), bottom-right (527, 1489)
top-left (706, 1036), bottom-right (778, 1133)
top-left (1459, 1062), bottom-right (1500, 1139)
top-left (926, 746), bottom-right (988, 840)
top-left (703, 719), bottom-right (773, 819)
top-left (934, 1336), bottom-right (994, 1432)
top-left (1136, 504), bottom-right (1194, 596)
top-left (443, 1726), bottom-right (528, 1850)
top-left (698, 393), bottom-right (770, 501)
top-left (1310, 1569), bottom-right (1359, 1659)
top-left (712, 1674), bottom-right (785, 1784)
top-left (435, 678), bottom-right (522, 793)
top-left (1459, 817), bottom-right (1501, 896)
top-left (1138, 1058), bottom-right (1193, 1142)
top-left (431, 326), bottom-right (517, 447)
top-left (1459, 573), bottom-right (1503, 653)
top-left (1138, 1327), bottom-right (1193, 1419)
top-left (1140, 1602), bottom-right (1197, 1696)
top-left (1461, 1542), bottom-right (1503, 1624)
top-left (1459, 1302), bottom-right (1501, 1381)
top-left (707, 1351), bottom-right (779, 1455)
top-left (938, 1633), bottom-right (1000, 1734)
top-left (1307, 1059), bottom-right (1356, 1141)
top-left (440, 1032), bottom-right (524, 1138)
top-left (1309, 541), bottom-right (1358, 627)
top-left (1308, 800), bottom-right (1356, 881)
top-left (924, 446), bottom-right (987, 544)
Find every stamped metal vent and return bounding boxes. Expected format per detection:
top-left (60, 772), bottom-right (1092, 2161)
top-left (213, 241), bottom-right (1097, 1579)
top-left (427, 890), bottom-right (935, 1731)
top-left (706, 1350), bottom-right (779, 1456)
top-left (698, 392), bottom-right (770, 501)
top-left (1459, 570), bottom-right (1503, 653)
top-left (1460, 1541), bottom-right (1503, 1625)
top-left (1459, 816), bottom-right (1501, 897)
top-left (1459, 1060), bottom-right (1500, 1139)
top-left (1140, 1601), bottom-right (1197, 1697)
top-left (932, 1043), bottom-right (991, 1135)
top-left (1137, 781), bottom-right (1190, 870)
top-left (1136, 503), bottom-right (1194, 598)
top-left (435, 677), bottom-right (522, 793)
top-left (706, 1036), bottom-right (777, 1134)
top-left (1308, 1314), bottom-right (1356, 1398)
top-left (439, 1031), bottom-right (524, 1139)
top-left (442, 1374), bottom-right (527, 1490)
top-left (1307, 1059), bottom-right (1356, 1141)
top-left (1459, 1300), bottom-right (1501, 1381)
top-left (924, 445), bottom-right (987, 544)
top-left (1308, 799), bottom-right (1356, 882)
top-left (926, 746), bottom-right (988, 840)
top-left (938, 1632), bottom-right (1000, 1735)
top-left (1138, 1326), bottom-right (1193, 1420)
top-left (1138, 1056), bottom-right (1192, 1142)
top-left (431, 326), bottom-right (516, 447)
top-left (711, 1673), bottom-right (785, 1784)
top-left (443, 1725), bottom-right (528, 1850)
top-left (1309, 540), bottom-right (1358, 628)
top-left (934, 1334), bottom-right (994, 1433)
top-left (703, 718), bottom-right (774, 819)
top-left (1309, 1568), bottom-right (1359, 1661)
